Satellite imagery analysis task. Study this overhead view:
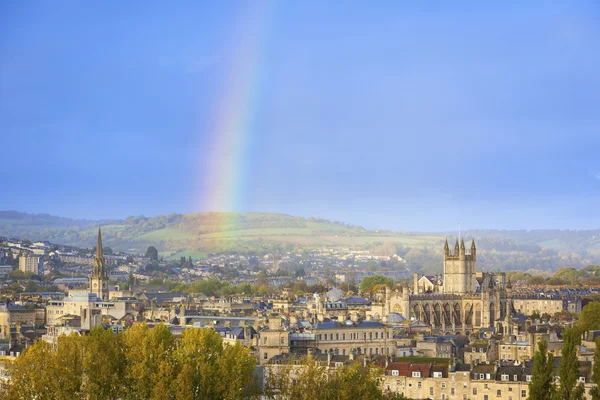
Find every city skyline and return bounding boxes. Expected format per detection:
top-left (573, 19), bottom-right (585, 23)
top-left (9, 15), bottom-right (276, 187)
top-left (2, 2), bottom-right (600, 231)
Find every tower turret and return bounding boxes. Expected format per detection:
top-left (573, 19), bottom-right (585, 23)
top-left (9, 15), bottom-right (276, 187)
top-left (471, 239), bottom-right (476, 260)
top-left (454, 239), bottom-right (460, 255)
top-left (459, 238), bottom-right (466, 260)
top-left (444, 238), bottom-right (449, 257)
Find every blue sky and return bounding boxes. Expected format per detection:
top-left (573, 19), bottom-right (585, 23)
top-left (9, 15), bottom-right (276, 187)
top-left (1, 1), bottom-right (600, 231)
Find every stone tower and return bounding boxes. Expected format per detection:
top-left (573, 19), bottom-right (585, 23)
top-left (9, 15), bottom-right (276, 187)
top-left (442, 238), bottom-right (476, 294)
top-left (90, 227), bottom-right (109, 300)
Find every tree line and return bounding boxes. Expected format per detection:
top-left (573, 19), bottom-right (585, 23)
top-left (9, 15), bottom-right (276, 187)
top-left (5, 324), bottom-right (257, 400)
top-left (4, 324), bottom-right (408, 400)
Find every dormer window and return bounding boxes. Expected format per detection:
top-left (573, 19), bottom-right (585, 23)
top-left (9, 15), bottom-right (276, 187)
top-left (412, 371), bottom-right (421, 378)
top-left (526, 375), bottom-right (532, 382)
top-left (433, 372), bottom-right (442, 378)
top-left (392, 370), bottom-right (399, 376)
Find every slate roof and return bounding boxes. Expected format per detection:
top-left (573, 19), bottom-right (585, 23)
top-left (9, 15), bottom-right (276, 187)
top-left (345, 297), bottom-right (371, 305)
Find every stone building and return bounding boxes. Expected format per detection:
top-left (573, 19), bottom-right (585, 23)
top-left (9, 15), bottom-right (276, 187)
top-left (370, 239), bottom-right (513, 335)
top-left (19, 254), bottom-right (43, 275)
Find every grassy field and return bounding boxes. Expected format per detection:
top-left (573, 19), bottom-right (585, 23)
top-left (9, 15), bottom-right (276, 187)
top-left (136, 228), bottom-right (196, 241)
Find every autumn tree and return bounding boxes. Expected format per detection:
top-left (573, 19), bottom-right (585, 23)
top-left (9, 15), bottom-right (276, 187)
top-left (122, 323), bottom-right (176, 400)
top-left (172, 327), bottom-right (258, 399)
top-left (6, 325), bottom-right (258, 400)
top-left (81, 326), bottom-right (126, 400)
top-left (7, 340), bottom-right (58, 400)
top-left (264, 356), bottom-right (404, 400)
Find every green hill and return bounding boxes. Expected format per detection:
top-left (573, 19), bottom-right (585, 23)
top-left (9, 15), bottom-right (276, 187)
top-left (1, 211), bottom-right (599, 273)
top-left (0, 211), bottom-right (439, 254)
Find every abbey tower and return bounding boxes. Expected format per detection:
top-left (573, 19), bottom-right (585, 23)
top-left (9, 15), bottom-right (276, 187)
top-left (442, 238), bottom-right (476, 294)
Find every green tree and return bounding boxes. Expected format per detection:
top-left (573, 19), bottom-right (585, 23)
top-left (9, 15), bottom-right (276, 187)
top-left (127, 272), bottom-right (134, 289)
top-left (145, 246), bottom-right (159, 261)
top-left (578, 302), bottom-right (600, 332)
top-left (23, 280), bottom-right (39, 292)
top-left (556, 328), bottom-right (585, 400)
top-left (360, 275), bottom-right (394, 292)
top-left (528, 339), bottom-right (556, 400)
top-left (590, 337), bottom-right (600, 400)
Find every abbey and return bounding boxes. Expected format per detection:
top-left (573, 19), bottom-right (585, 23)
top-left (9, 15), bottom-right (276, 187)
top-left (373, 239), bottom-right (513, 335)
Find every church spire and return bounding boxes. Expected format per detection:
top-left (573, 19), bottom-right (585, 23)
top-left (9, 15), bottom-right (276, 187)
top-left (93, 227), bottom-right (106, 278)
top-left (96, 226), bottom-right (103, 259)
top-left (91, 226), bottom-right (109, 301)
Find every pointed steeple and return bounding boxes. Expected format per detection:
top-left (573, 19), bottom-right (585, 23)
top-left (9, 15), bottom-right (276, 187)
top-left (96, 227), bottom-right (103, 259)
top-left (471, 239), bottom-right (476, 258)
top-left (460, 238), bottom-right (465, 250)
top-left (444, 238), bottom-right (449, 256)
top-left (454, 239), bottom-right (460, 255)
top-left (93, 227), bottom-right (106, 278)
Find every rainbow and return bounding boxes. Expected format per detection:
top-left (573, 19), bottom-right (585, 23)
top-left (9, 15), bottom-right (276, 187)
top-left (199, 2), bottom-right (273, 220)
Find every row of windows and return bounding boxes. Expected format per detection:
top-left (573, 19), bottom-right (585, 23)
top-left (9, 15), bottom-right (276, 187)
top-left (474, 373), bottom-right (532, 382)
top-left (390, 371), bottom-right (443, 378)
top-left (387, 380), bottom-right (528, 399)
top-left (323, 347), bottom-right (390, 356)
top-left (318, 331), bottom-right (389, 341)
top-left (501, 345), bottom-right (528, 350)
top-left (473, 387), bottom-right (527, 398)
